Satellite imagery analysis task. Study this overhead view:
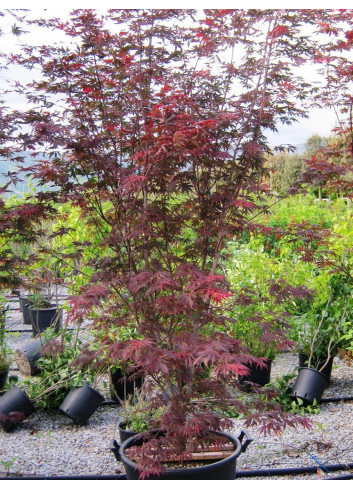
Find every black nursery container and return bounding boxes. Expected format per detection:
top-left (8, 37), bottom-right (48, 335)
top-left (118, 421), bottom-right (139, 444)
top-left (59, 384), bottom-right (104, 425)
top-left (109, 367), bottom-right (143, 404)
top-left (291, 367), bottom-right (329, 406)
top-left (0, 385), bottom-right (35, 432)
top-left (240, 358), bottom-right (272, 386)
top-left (298, 353), bottom-right (334, 384)
top-left (0, 307), bottom-right (6, 337)
top-left (29, 306), bottom-right (62, 337)
top-left (19, 296), bottom-right (32, 325)
top-left (0, 370), bottom-right (8, 390)
top-left (110, 429), bottom-right (252, 480)
top-left (14, 337), bottom-right (45, 376)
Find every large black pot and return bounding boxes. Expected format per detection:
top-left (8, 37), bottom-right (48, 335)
top-left (14, 337), bottom-right (46, 376)
top-left (59, 384), bottom-right (104, 425)
top-left (109, 367), bottom-right (143, 404)
top-left (29, 306), bottom-right (62, 337)
top-left (110, 429), bottom-right (252, 480)
top-left (298, 353), bottom-right (334, 384)
top-left (19, 296), bottom-right (32, 325)
top-left (239, 358), bottom-right (272, 386)
top-left (291, 367), bottom-right (329, 406)
top-left (0, 385), bottom-right (35, 432)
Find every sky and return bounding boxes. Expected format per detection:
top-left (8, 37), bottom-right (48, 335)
top-left (0, 7), bottom-right (347, 151)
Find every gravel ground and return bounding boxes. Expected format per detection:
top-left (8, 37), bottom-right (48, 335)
top-left (1, 298), bottom-right (353, 480)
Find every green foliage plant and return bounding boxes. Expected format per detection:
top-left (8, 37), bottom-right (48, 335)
top-left (290, 276), bottom-right (353, 371)
top-left (267, 373), bottom-right (320, 416)
top-left (19, 328), bottom-right (96, 410)
top-left (224, 238), bottom-right (315, 359)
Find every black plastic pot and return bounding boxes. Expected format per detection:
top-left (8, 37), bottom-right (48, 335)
top-left (109, 367), bottom-right (143, 404)
top-left (0, 307), bottom-right (6, 338)
top-left (59, 384), bottom-right (104, 425)
top-left (0, 370), bottom-right (8, 390)
top-left (240, 358), bottom-right (272, 386)
top-left (298, 353), bottom-right (334, 384)
top-left (14, 337), bottom-right (46, 376)
top-left (29, 306), bottom-right (62, 337)
top-left (291, 367), bottom-right (329, 406)
top-left (19, 296), bottom-right (32, 325)
top-left (0, 385), bottom-right (35, 432)
top-left (119, 421), bottom-right (139, 444)
top-left (110, 429), bottom-right (252, 480)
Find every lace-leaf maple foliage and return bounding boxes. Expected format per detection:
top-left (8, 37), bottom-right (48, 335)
top-left (2, 9), bottom-right (352, 477)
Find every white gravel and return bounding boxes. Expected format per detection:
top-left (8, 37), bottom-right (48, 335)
top-left (1, 301), bottom-right (353, 480)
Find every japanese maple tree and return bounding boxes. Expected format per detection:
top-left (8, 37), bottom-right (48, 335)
top-left (2, 8), bottom-right (352, 477)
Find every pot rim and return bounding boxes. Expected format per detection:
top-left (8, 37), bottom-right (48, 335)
top-left (118, 429), bottom-right (242, 475)
top-left (297, 366), bottom-right (330, 380)
top-left (72, 383), bottom-right (105, 401)
top-left (119, 420), bottom-right (138, 432)
top-left (28, 305), bottom-right (60, 312)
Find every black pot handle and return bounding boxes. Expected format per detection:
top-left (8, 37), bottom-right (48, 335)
top-left (238, 429), bottom-right (253, 453)
top-left (109, 439), bottom-right (121, 461)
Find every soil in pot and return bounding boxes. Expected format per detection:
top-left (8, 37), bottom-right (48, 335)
top-left (29, 306), bottom-right (62, 337)
top-left (58, 384), bottom-right (104, 425)
top-left (298, 353), bottom-right (334, 384)
top-left (111, 430), bottom-right (252, 480)
top-left (14, 336), bottom-right (46, 376)
top-left (0, 385), bottom-right (35, 432)
top-left (291, 367), bottom-right (329, 406)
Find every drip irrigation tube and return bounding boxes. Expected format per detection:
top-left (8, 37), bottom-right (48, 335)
top-left (0, 475), bottom-right (126, 480)
top-left (235, 461), bottom-right (353, 478)
top-left (327, 473), bottom-right (353, 480)
top-left (4, 328), bottom-right (75, 333)
top-left (1, 462), bottom-right (353, 480)
top-left (321, 396), bottom-right (353, 403)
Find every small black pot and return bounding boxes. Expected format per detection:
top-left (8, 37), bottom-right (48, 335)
top-left (298, 353), bottom-right (334, 384)
top-left (291, 367), bottom-right (329, 406)
top-left (0, 370), bottom-right (8, 390)
top-left (109, 367), bottom-right (143, 404)
top-left (59, 384), bottom-right (104, 425)
top-left (14, 337), bottom-right (46, 376)
top-left (110, 429), bottom-right (252, 480)
top-left (0, 307), bottom-right (6, 334)
top-left (29, 306), bottom-right (62, 337)
top-left (0, 385), bottom-right (35, 432)
top-left (239, 358), bottom-right (272, 387)
top-left (119, 421), bottom-right (139, 444)
top-left (19, 296), bottom-right (32, 325)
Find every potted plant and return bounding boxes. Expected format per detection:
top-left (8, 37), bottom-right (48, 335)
top-left (290, 290), bottom-right (350, 405)
top-left (4, 9), bottom-right (326, 478)
top-left (27, 292), bottom-right (63, 336)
